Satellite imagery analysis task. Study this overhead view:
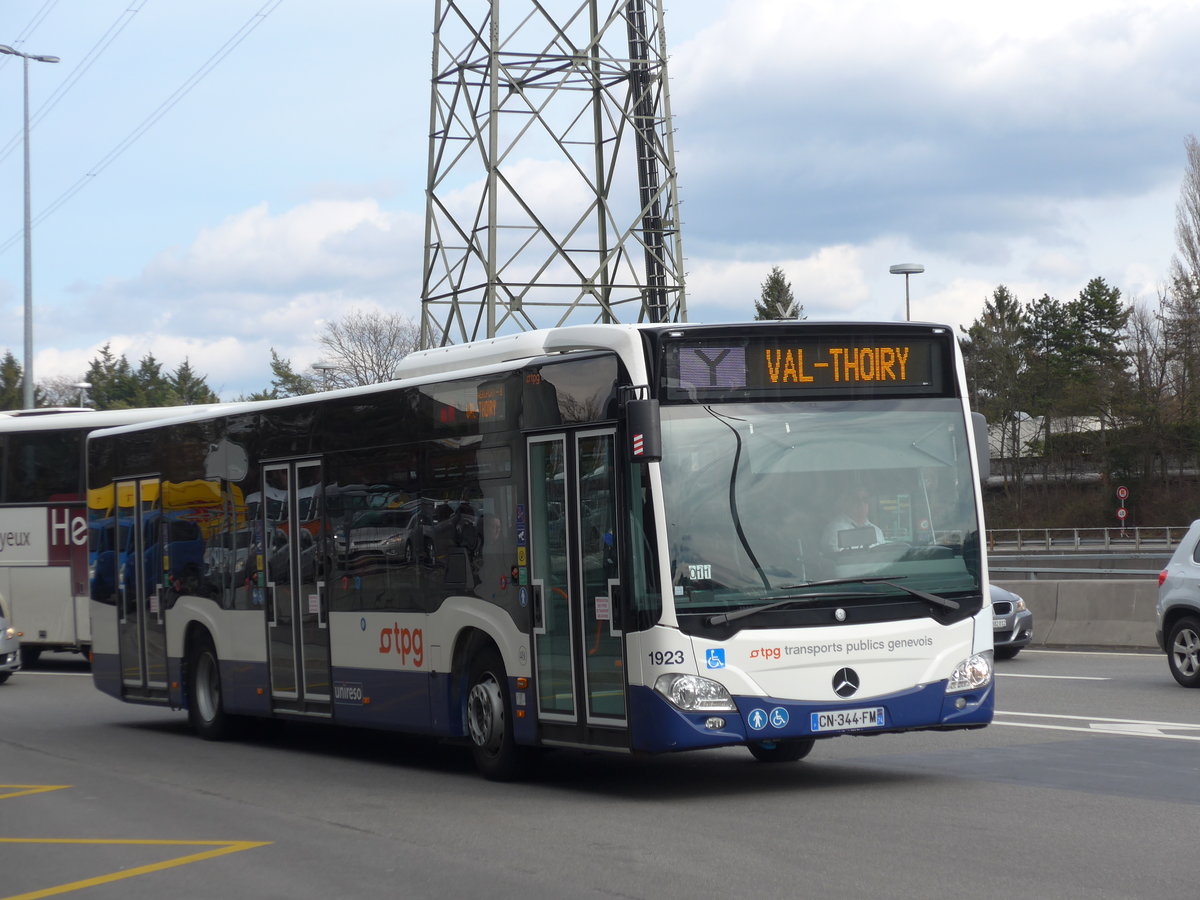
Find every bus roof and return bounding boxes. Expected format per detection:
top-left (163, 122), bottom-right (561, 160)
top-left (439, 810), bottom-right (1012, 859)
top-left (0, 403), bottom-right (253, 434)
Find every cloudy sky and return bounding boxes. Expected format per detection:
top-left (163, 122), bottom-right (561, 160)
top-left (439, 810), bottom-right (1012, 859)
top-left (1, 0), bottom-right (1196, 400)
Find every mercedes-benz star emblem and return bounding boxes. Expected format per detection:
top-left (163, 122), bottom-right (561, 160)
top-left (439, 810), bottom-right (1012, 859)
top-left (832, 667), bottom-right (860, 698)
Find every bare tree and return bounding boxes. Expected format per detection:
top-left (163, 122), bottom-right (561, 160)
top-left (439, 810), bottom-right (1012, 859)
top-left (1121, 293), bottom-right (1173, 478)
top-left (315, 311), bottom-right (421, 388)
top-left (1163, 135), bottom-right (1200, 470)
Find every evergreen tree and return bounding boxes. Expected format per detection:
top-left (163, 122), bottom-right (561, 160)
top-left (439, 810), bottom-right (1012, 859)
top-left (84, 345), bottom-right (138, 409)
top-left (79, 345), bottom-right (219, 409)
top-left (171, 359), bottom-right (220, 405)
top-left (248, 349), bottom-right (316, 399)
top-left (753, 266), bottom-right (804, 320)
top-left (0, 351), bottom-right (23, 411)
top-left (959, 286), bottom-right (1031, 500)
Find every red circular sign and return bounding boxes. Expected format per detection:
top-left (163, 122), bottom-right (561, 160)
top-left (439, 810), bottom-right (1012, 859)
top-left (1116, 486), bottom-right (1129, 500)
top-left (1116, 507), bottom-right (1128, 520)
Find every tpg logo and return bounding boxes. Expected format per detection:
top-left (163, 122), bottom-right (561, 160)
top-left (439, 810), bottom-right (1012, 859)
top-left (378, 624), bottom-right (424, 668)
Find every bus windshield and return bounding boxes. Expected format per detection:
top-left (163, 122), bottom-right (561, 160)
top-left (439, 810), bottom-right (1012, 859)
top-left (659, 398), bottom-right (982, 617)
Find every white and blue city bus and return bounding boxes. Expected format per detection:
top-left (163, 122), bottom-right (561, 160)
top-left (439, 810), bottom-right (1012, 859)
top-left (88, 322), bottom-right (994, 779)
top-left (0, 406), bottom-right (236, 666)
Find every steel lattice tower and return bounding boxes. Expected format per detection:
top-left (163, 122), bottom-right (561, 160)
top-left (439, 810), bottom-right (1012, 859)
top-left (420, 0), bottom-right (687, 348)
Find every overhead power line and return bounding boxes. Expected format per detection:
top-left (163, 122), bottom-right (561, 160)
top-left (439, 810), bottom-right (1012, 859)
top-left (0, 0), bottom-right (154, 166)
top-left (0, 0), bottom-right (284, 256)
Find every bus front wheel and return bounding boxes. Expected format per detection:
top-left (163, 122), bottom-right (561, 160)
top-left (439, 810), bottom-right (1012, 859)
top-left (187, 635), bottom-right (235, 740)
top-left (748, 739), bottom-right (815, 763)
top-left (466, 648), bottom-right (529, 781)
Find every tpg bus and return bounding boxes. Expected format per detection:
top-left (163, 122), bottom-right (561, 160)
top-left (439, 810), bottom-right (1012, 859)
top-left (88, 323), bottom-right (994, 779)
top-left (0, 405), bottom-right (240, 665)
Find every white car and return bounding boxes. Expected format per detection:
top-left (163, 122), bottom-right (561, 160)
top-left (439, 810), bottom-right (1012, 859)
top-left (0, 592), bottom-right (21, 684)
top-left (1156, 520), bottom-right (1200, 687)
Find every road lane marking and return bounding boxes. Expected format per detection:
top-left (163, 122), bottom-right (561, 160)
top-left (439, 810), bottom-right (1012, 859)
top-left (15, 671), bottom-right (92, 678)
top-left (996, 673), bottom-right (1110, 680)
top-left (0, 839), bottom-right (272, 900)
top-left (0, 786), bottom-right (70, 800)
top-left (994, 710), bottom-right (1200, 741)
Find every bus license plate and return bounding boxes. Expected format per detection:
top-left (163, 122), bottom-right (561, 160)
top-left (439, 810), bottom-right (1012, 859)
top-left (810, 707), bottom-right (886, 732)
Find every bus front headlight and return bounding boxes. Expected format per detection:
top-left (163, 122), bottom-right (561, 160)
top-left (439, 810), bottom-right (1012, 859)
top-left (654, 673), bottom-right (737, 712)
top-left (947, 651), bottom-right (993, 693)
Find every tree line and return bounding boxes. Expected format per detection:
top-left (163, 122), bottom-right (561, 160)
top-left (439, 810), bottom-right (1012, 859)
top-left (0, 310), bottom-right (420, 411)
top-left (962, 135), bottom-right (1200, 524)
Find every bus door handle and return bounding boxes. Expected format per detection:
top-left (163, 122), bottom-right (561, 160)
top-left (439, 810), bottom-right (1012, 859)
top-left (315, 580), bottom-right (327, 629)
top-left (532, 584), bottom-right (543, 630)
top-left (609, 582), bottom-right (623, 631)
top-left (267, 581), bottom-right (279, 626)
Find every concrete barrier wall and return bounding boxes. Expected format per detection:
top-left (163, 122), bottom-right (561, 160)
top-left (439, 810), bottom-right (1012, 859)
top-left (993, 579), bottom-right (1159, 651)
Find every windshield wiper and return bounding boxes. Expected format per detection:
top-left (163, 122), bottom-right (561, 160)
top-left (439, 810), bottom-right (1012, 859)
top-left (781, 575), bottom-right (959, 610)
top-left (707, 577), bottom-right (960, 626)
top-left (874, 580), bottom-right (960, 611)
top-left (706, 591), bottom-right (865, 626)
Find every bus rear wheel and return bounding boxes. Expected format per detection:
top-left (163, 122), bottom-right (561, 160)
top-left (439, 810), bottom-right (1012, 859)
top-left (466, 648), bottom-right (529, 781)
top-left (187, 635), bottom-right (236, 740)
top-left (748, 739), bottom-right (815, 763)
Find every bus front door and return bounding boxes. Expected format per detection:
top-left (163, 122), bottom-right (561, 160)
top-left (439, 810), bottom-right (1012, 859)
top-left (116, 478), bottom-right (168, 693)
top-left (528, 430), bottom-right (628, 748)
top-left (262, 459), bottom-right (331, 715)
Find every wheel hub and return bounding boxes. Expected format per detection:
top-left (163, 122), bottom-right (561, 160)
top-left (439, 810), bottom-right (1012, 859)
top-left (467, 675), bottom-right (504, 751)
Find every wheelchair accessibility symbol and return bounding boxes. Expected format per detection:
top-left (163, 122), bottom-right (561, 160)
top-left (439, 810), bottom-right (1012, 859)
top-left (769, 707), bottom-right (789, 728)
top-left (706, 648), bottom-right (726, 669)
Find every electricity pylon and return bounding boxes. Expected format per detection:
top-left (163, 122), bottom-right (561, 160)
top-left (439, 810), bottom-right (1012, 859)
top-left (420, 0), bottom-right (687, 348)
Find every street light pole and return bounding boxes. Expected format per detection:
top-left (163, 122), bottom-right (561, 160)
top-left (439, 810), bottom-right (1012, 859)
top-left (888, 263), bottom-right (925, 321)
top-left (312, 362), bottom-right (337, 392)
top-left (1, 43), bottom-right (60, 409)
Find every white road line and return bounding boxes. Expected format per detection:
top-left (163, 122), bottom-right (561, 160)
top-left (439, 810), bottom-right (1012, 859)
top-left (996, 710), bottom-right (1200, 727)
top-left (12, 670), bottom-right (92, 678)
top-left (993, 710), bottom-right (1200, 740)
top-left (996, 673), bottom-right (1110, 680)
top-left (1017, 648), bottom-right (1159, 658)
top-left (992, 720), bottom-right (1200, 741)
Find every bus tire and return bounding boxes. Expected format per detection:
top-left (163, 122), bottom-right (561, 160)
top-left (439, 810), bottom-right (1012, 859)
top-left (466, 647), bottom-right (529, 781)
top-left (1167, 616), bottom-right (1200, 688)
top-left (187, 634), bottom-right (236, 740)
top-left (748, 739), bottom-right (815, 763)
top-left (20, 646), bottom-right (41, 668)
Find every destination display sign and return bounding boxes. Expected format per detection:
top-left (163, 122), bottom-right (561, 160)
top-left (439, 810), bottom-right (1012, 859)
top-left (662, 335), bottom-right (946, 399)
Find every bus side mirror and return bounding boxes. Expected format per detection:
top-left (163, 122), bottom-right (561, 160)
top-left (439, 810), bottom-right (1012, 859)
top-left (625, 398), bottom-right (662, 463)
top-left (972, 412), bottom-right (990, 481)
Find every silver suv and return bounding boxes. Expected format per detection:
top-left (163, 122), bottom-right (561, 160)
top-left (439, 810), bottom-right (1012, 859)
top-left (1156, 520), bottom-right (1200, 687)
top-left (0, 592), bottom-right (20, 684)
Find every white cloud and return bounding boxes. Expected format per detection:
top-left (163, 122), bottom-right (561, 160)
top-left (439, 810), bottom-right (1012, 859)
top-left (31, 199), bottom-right (426, 399)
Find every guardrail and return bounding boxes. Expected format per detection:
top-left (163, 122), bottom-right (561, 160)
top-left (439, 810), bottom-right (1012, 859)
top-left (992, 578), bottom-right (1159, 650)
top-left (986, 526), bottom-right (1187, 552)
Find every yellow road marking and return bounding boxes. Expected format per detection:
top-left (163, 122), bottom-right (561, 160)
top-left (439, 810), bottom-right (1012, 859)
top-left (0, 786), bottom-right (70, 800)
top-left (0, 839), bottom-right (272, 900)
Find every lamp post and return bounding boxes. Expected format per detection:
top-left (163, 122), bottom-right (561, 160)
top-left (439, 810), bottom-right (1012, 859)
top-left (72, 381), bottom-right (91, 407)
top-left (888, 263), bottom-right (924, 321)
top-left (312, 362), bottom-right (336, 392)
top-left (0, 43), bottom-right (60, 409)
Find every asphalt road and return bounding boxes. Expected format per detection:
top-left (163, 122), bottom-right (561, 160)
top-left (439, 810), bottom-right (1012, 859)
top-left (2, 649), bottom-right (1196, 900)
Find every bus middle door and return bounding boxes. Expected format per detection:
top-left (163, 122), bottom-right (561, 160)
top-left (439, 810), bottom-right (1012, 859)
top-left (116, 478), bottom-right (168, 693)
top-left (262, 459), bottom-right (331, 716)
top-left (528, 429), bottom-right (628, 748)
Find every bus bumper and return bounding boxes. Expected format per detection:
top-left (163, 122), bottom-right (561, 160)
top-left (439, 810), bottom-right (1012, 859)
top-left (628, 680), bottom-right (994, 754)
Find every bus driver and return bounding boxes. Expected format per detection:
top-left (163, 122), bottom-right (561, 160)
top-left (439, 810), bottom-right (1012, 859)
top-left (822, 488), bottom-right (885, 552)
